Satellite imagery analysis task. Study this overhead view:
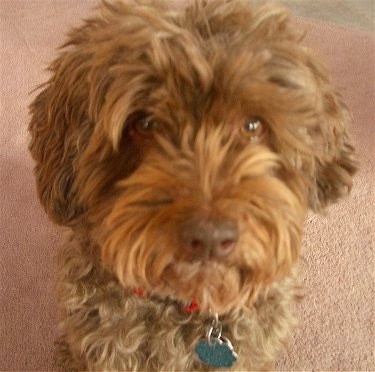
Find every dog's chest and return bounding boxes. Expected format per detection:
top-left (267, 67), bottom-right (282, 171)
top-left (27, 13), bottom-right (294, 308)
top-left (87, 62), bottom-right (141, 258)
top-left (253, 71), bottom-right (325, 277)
top-left (57, 235), bottom-right (297, 371)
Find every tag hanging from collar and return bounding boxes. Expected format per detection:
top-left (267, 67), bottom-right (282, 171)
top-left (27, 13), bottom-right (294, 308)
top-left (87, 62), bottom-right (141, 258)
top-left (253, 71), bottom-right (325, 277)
top-left (195, 313), bottom-right (238, 368)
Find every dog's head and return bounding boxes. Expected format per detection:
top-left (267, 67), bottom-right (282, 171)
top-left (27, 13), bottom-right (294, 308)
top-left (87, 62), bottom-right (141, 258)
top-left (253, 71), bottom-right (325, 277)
top-left (29, 0), bottom-right (356, 314)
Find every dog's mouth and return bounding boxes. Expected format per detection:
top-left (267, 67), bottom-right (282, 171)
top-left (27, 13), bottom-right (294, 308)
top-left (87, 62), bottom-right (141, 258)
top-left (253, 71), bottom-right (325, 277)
top-left (154, 260), bottom-right (255, 314)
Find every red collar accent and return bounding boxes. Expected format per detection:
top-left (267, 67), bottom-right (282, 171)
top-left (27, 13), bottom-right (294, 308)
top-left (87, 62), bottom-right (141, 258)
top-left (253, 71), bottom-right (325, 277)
top-left (132, 288), bottom-right (200, 313)
top-left (133, 288), bottom-right (146, 297)
top-left (179, 299), bottom-right (200, 313)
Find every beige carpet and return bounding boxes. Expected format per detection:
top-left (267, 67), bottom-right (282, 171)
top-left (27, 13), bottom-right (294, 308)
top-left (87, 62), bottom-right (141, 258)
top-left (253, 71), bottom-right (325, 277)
top-left (1, 1), bottom-right (374, 370)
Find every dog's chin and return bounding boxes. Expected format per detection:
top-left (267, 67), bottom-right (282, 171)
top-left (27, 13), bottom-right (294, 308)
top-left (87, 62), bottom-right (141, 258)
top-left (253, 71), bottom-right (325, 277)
top-left (153, 261), bottom-right (257, 315)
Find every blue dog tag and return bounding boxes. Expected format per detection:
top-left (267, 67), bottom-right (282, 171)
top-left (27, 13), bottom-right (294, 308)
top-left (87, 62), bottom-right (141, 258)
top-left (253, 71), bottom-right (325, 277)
top-left (195, 336), bottom-right (238, 368)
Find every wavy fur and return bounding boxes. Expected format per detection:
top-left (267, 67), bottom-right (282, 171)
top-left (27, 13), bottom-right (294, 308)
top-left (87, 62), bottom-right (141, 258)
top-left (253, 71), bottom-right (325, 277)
top-left (28, 0), bottom-right (356, 370)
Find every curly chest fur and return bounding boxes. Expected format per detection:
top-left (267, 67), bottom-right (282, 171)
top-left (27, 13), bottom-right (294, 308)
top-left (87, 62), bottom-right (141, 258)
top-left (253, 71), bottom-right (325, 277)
top-left (56, 232), bottom-right (299, 371)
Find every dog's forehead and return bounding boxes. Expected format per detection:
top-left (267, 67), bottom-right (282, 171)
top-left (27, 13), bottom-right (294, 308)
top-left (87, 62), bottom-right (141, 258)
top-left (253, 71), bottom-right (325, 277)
top-left (91, 1), bottom-right (322, 148)
top-left (114, 14), bottom-right (308, 112)
top-left (117, 36), bottom-right (273, 129)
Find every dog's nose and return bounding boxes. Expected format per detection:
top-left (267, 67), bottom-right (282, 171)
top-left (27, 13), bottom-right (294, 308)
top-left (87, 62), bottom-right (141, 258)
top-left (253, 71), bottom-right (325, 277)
top-left (180, 218), bottom-right (238, 259)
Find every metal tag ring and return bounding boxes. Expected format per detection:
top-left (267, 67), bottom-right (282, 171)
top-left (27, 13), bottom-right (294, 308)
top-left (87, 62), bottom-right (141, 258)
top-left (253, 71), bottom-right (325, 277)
top-left (206, 316), bottom-right (222, 341)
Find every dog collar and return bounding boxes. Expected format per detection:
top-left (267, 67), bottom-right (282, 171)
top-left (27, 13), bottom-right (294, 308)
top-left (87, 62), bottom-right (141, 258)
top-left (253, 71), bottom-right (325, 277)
top-left (132, 288), bottom-right (200, 313)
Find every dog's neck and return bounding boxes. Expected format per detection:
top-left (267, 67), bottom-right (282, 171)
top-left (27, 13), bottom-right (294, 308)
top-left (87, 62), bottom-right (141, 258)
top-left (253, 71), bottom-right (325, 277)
top-left (131, 287), bottom-right (239, 367)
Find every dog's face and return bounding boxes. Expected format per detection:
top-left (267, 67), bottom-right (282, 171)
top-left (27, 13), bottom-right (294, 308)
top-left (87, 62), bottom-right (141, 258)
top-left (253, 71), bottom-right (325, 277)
top-left (29, 0), bottom-right (356, 314)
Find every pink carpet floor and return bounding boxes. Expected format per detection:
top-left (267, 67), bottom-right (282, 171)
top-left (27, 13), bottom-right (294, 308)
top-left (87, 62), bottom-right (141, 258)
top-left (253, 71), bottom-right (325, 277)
top-left (1, 1), bottom-right (374, 370)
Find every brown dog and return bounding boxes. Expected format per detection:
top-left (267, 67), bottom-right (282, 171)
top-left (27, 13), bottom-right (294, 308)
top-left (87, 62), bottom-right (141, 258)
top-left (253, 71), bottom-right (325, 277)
top-left (29, 0), bottom-right (356, 370)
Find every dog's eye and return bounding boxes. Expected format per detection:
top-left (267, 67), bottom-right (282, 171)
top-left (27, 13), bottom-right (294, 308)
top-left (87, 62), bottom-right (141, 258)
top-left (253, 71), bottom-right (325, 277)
top-left (133, 117), bottom-right (159, 135)
top-left (242, 117), bottom-right (266, 143)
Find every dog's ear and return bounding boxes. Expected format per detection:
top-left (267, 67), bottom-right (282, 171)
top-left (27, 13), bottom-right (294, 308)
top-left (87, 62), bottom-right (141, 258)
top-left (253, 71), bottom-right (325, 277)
top-left (28, 3), bottom-right (150, 226)
top-left (305, 68), bottom-right (357, 211)
top-left (28, 2), bottom-right (168, 226)
top-left (28, 51), bottom-right (93, 225)
top-left (309, 100), bottom-right (357, 211)
top-left (256, 15), bottom-right (358, 212)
